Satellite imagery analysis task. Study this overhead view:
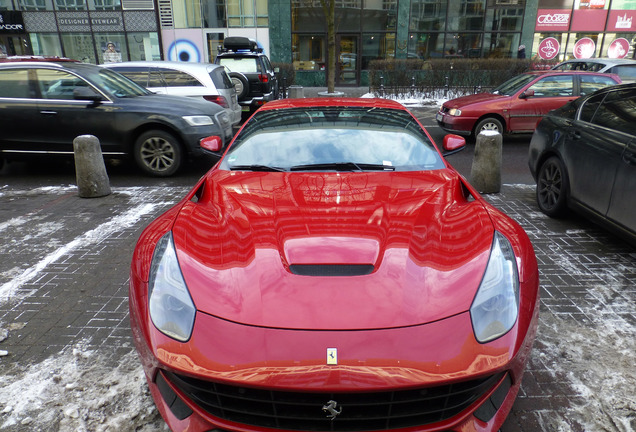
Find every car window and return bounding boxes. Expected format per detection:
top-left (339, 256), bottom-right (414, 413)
top-left (36, 69), bottom-right (90, 100)
top-left (528, 75), bottom-right (573, 97)
top-left (580, 74), bottom-right (620, 96)
top-left (110, 67), bottom-right (151, 87)
top-left (160, 69), bottom-right (202, 87)
top-left (210, 68), bottom-right (234, 89)
top-left (579, 93), bottom-right (605, 122)
top-left (492, 74), bottom-right (536, 96)
top-left (91, 68), bottom-right (150, 97)
top-left (609, 65), bottom-right (636, 82)
top-left (0, 69), bottom-right (31, 98)
top-left (589, 89), bottom-right (636, 136)
top-left (217, 57), bottom-right (260, 74)
top-left (221, 107), bottom-right (445, 172)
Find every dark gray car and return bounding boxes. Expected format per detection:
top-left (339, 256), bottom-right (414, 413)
top-left (528, 83), bottom-right (636, 245)
top-left (0, 61), bottom-right (233, 176)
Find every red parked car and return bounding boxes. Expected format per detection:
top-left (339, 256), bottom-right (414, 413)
top-left (436, 70), bottom-right (621, 138)
top-left (129, 98), bottom-right (540, 432)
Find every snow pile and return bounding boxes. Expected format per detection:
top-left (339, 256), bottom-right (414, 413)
top-left (0, 342), bottom-right (167, 432)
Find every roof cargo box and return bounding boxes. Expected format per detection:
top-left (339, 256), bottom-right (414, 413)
top-left (223, 37), bottom-right (259, 52)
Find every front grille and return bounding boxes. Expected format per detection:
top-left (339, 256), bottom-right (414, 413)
top-left (289, 264), bottom-right (374, 276)
top-left (163, 370), bottom-right (504, 431)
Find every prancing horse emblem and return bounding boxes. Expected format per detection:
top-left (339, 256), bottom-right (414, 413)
top-left (322, 400), bottom-right (342, 420)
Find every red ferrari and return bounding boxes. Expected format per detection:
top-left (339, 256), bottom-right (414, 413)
top-left (129, 98), bottom-right (539, 432)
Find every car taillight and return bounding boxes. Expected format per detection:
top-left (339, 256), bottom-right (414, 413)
top-left (258, 74), bottom-right (269, 83)
top-left (203, 95), bottom-right (230, 108)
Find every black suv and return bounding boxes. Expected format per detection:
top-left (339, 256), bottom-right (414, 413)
top-left (215, 37), bottom-right (279, 114)
top-left (0, 61), bottom-right (233, 176)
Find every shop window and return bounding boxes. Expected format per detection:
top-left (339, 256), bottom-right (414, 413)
top-left (55, 0), bottom-right (86, 10)
top-left (292, 34), bottom-right (325, 70)
top-left (409, 0), bottom-right (446, 32)
top-left (363, 0), bottom-right (397, 31)
top-left (18, 0), bottom-right (51, 10)
top-left (61, 33), bottom-right (96, 63)
top-left (29, 33), bottom-right (63, 57)
top-left (127, 33), bottom-right (160, 61)
top-left (361, 33), bottom-right (395, 68)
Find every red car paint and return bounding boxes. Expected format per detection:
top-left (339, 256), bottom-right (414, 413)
top-left (130, 98), bottom-right (539, 432)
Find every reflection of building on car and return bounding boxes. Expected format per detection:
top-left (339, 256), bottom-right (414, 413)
top-left (552, 58), bottom-right (636, 84)
top-left (0, 60), bottom-right (233, 177)
top-left (214, 37), bottom-right (279, 113)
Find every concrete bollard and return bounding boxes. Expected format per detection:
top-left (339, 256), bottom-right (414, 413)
top-left (470, 130), bottom-right (502, 194)
top-left (73, 135), bottom-right (111, 198)
top-left (288, 85), bottom-right (304, 98)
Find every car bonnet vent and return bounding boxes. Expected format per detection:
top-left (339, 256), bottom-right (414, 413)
top-left (289, 264), bottom-right (374, 276)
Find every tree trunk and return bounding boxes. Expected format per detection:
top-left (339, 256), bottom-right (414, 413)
top-left (321, 0), bottom-right (336, 93)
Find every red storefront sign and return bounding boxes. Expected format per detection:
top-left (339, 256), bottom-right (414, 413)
top-left (573, 38), bottom-right (596, 59)
top-left (535, 9), bottom-right (571, 31)
top-left (570, 9), bottom-right (608, 32)
top-left (607, 10), bottom-right (635, 32)
top-left (608, 38), bottom-right (630, 59)
top-left (538, 37), bottom-right (560, 60)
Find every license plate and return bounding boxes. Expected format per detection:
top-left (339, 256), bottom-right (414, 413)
top-left (436, 112), bottom-right (443, 122)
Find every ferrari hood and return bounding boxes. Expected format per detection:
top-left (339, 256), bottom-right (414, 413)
top-left (172, 170), bottom-right (495, 330)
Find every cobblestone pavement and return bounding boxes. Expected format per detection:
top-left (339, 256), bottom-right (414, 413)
top-left (0, 182), bottom-right (634, 431)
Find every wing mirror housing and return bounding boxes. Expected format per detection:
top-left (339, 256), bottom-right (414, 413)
top-left (73, 86), bottom-right (103, 106)
top-left (200, 136), bottom-right (223, 153)
top-left (520, 89), bottom-right (535, 99)
top-left (442, 134), bottom-right (466, 156)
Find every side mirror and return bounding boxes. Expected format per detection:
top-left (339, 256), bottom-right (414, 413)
top-left (200, 136), bottom-right (223, 153)
top-left (73, 86), bottom-right (103, 105)
top-left (520, 89), bottom-right (535, 99)
top-left (442, 134), bottom-right (466, 155)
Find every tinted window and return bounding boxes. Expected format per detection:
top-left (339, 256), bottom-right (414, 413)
top-left (492, 74), bottom-right (535, 96)
top-left (36, 69), bottom-right (88, 100)
top-left (0, 69), bottom-right (31, 98)
top-left (210, 68), bottom-right (233, 89)
top-left (579, 93), bottom-right (605, 122)
top-left (590, 89), bottom-right (636, 136)
top-left (609, 65), bottom-right (636, 82)
top-left (529, 75), bottom-right (573, 97)
top-left (110, 67), bottom-right (151, 87)
top-left (580, 74), bottom-right (620, 96)
top-left (160, 69), bottom-right (202, 87)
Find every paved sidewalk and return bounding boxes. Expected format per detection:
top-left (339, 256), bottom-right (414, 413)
top-left (0, 184), bottom-right (634, 431)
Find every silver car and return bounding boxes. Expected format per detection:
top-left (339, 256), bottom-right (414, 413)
top-left (103, 61), bottom-right (242, 126)
top-left (552, 58), bottom-right (636, 84)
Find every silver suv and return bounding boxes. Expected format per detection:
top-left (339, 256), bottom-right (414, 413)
top-left (552, 58), bottom-right (636, 83)
top-left (104, 61), bottom-right (242, 126)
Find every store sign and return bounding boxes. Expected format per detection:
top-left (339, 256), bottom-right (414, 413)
top-left (570, 9), bottom-right (608, 32)
top-left (607, 10), bottom-right (635, 32)
top-left (538, 37), bottom-right (560, 60)
top-left (0, 12), bottom-right (25, 34)
top-left (58, 17), bottom-right (121, 26)
top-left (607, 38), bottom-right (630, 59)
top-left (574, 38), bottom-right (596, 59)
top-left (535, 9), bottom-right (571, 31)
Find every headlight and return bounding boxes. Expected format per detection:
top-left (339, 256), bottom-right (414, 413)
top-left (183, 115), bottom-right (214, 126)
top-left (470, 232), bottom-right (519, 343)
top-left (449, 108), bottom-right (462, 116)
top-left (148, 232), bottom-right (196, 342)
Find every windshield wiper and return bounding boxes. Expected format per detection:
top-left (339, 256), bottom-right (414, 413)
top-left (229, 164), bottom-right (286, 172)
top-left (290, 162), bottom-right (395, 172)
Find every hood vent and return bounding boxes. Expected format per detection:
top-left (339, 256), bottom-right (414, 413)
top-left (289, 264), bottom-right (374, 277)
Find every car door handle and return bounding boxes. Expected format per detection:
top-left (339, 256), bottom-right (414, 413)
top-left (40, 110), bottom-right (58, 115)
top-left (568, 131), bottom-right (581, 140)
top-left (623, 151), bottom-right (636, 165)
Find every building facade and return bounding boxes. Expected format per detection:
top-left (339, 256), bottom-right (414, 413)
top-left (1, 0), bottom-right (634, 85)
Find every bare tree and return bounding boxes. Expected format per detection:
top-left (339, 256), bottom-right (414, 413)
top-left (320, 0), bottom-right (336, 93)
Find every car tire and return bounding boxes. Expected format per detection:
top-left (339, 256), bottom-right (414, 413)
top-left (536, 156), bottom-right (569, 217)
top-left (229, 72), bottom-right (249, 100)
top-left (134, 130), bottom-right (182, 177)
top-left (474, 117), bottom-right (504, 137)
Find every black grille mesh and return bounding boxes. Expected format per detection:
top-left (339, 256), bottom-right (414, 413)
top-left (162, 370), bottom-right (504, 431)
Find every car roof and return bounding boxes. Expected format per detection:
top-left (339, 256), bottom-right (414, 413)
top-left (557, 58), bottom-right (636, 66)
top-left (0, 55), bottom-right (79, 63)
top-left (104, 61), bottom-right (225, 72)
top-left (0, 61), bottom-right (98, 71)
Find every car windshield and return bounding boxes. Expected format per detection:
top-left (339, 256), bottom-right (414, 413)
top-left (219, 107), bottom-right (445, 172)
top-left (217, 57), bottom-right (259, 73)
top-left (90, 68), bottom-right (151, 98)
top-left (492, 74), bottom-right (536, 96)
